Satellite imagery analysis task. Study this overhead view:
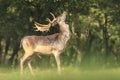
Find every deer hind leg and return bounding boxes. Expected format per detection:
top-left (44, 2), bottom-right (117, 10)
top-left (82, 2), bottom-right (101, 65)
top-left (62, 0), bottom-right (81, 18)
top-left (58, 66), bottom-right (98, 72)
top-left (27, 58), bottom-right (34, 75)
top-left (20, 52), bottom-right (33, 75)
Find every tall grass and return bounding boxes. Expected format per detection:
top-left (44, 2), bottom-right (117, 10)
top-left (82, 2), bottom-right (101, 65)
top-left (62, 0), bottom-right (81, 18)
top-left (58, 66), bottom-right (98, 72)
top-left (0, 66), bottom-right (120, 80)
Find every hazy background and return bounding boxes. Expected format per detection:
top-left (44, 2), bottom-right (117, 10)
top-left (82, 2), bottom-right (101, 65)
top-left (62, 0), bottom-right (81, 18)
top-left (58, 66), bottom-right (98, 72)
top-left (0, 0), bottom-right (120, 79)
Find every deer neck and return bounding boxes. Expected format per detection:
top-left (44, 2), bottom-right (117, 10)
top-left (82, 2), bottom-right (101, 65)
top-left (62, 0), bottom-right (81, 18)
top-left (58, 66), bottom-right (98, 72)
top-left (58, 22), bottom-right (70, 46)
top-left (60, 22), bottom-right (70, 36)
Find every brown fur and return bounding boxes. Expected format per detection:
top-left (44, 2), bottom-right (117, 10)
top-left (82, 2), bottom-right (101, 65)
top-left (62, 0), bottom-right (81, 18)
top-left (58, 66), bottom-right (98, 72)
top-left (20, 11), bottom-right (70, 75)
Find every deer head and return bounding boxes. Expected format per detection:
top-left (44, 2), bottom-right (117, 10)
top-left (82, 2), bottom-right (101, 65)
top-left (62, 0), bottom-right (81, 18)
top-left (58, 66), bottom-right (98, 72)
top-left (51, 11), bottom-right (67, 26)
top-left (34, 12), bottom-right (57, 32)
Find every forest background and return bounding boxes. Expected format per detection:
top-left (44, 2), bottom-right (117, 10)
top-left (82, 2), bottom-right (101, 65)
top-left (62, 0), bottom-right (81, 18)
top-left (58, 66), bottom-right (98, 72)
top-left (0, 0), bottom-right (120, 70)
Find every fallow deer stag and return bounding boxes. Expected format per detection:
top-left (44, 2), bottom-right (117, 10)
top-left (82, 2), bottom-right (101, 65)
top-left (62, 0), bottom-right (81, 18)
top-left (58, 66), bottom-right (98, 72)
top-left (20, 11), bottom-right (70, 75)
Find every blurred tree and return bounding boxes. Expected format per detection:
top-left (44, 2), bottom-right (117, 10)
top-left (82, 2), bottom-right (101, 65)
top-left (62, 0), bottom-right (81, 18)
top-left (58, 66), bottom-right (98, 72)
top-left (0, 0), bottom-right (119, 67)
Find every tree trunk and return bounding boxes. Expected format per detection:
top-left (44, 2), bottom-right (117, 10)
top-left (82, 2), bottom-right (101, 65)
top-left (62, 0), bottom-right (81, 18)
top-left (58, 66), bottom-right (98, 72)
top-left (9, 42), bottom-right (20, 65)
top-left (0, 38), bottom-right (3, 64)
top-left (102, 13), bottom-right (109, 57)
top-left (3, 37), bottom-right (11, 64)
top-left (98, 12), bottom-right (109, 64)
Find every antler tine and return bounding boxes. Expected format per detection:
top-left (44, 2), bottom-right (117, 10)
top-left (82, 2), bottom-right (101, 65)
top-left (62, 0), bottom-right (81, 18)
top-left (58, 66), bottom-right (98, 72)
top-left (50, 12), bottom-right (55, 19)
top-left (50, 12), bottom-right (56, 23)
top-left (46, 18), bottom-right (51, 23)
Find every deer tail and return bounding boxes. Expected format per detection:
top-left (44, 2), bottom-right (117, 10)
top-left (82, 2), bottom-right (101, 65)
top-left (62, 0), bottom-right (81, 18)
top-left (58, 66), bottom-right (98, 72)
top-left (20, 38), bottom-right (23, 48)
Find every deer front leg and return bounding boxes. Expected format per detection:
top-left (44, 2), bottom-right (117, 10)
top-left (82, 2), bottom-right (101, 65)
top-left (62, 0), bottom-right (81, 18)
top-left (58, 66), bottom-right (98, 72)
top-left (54, 53), bottom-right (61, 74)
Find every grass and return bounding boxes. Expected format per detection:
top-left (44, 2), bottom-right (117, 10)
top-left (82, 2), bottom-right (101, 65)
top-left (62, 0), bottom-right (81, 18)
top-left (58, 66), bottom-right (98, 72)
top-left (0, 66), bottom-right (120, 80)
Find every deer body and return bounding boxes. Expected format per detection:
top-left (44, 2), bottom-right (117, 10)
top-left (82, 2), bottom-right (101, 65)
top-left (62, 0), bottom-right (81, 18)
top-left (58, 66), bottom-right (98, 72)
top-left (20, 12), bottom-right (70, 75)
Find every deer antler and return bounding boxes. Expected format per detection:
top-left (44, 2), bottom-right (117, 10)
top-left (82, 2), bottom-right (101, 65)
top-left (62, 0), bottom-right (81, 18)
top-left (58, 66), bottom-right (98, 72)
top-left (34, 22), bottom-right (51, 32)
top-left (34, 12), bottom-right (56, 32)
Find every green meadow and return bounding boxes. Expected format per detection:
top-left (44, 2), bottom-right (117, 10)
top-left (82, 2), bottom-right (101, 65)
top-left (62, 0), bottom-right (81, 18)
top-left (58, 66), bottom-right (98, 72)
top-left (0, 66), bottom-right (120, 80)
top-left (0, 0), bottom-right (120, 80)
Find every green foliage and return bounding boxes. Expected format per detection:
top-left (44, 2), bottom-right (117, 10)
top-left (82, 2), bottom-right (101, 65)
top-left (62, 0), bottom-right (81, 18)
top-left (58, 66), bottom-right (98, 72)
top-left (0, 0), bottom-right (120, 68)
